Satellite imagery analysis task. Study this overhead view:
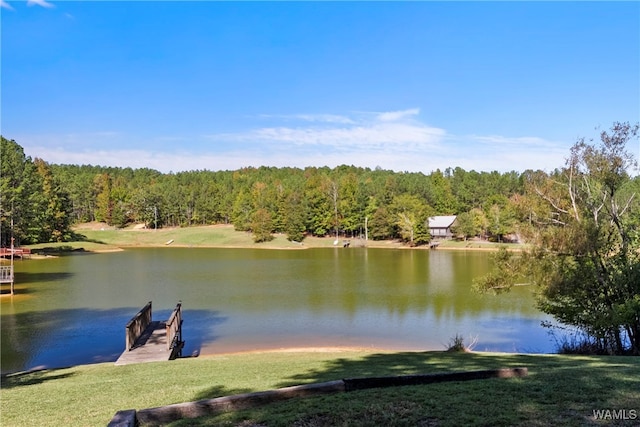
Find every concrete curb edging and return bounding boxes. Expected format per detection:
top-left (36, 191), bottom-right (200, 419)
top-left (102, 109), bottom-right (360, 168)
top-left (108, 367), bottom-right (528, 426)
top-left (138, 380), bottom-right (345, 425)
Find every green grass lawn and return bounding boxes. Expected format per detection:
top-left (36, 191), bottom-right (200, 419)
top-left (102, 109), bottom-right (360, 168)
top-left (61, 224), bottom-right (333, 250)
top-left (28, 223), bottom-right (525, 253)
top-left (74, 224), bottom-right (270, 248)
top-left (2, 350), bottom-right (639, 426)
top-left (28, 224), bottom-right (393, 252)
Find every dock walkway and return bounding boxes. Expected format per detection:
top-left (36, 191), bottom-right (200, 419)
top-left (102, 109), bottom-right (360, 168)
top-left (115, 301), bottom-right (183, 366)
top-left (0, 265), bottom-right (15, 295)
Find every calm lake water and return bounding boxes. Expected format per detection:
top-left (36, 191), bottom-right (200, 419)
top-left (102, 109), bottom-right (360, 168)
top-left (1, 248), bottom-right (558, 373)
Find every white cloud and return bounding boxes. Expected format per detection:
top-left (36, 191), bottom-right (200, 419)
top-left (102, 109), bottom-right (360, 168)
top-left (27, 0), bottom-right (55, 8)
top-left (22, 136), bottom-right (568, 174)
top-left (247, 122), bottom-right (445, 148)
top-left (376, 108), bottom-right (420, 122)
top-left (1, 0), bottom-right (14, 10)
top-left (21, 134), bottom-right (568, 174)
top-left (213, 109), bottom-right (445, 151)
top-left (258, 113), bottom-right (355, 124)
top-left (472, 134), bottom-right (559, 148)
top-left (16, 109), bottom-right (572, 174)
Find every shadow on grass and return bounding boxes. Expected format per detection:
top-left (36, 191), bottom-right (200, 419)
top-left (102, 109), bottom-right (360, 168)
top-left (70, 231), bottom-right (104, 244)
top-left (275, 351), bottom-right (543, 387)
top-left (190, 384), bottom-right (254, 402)
top-left (0, 369), bottom-right (75, 389)
top-left (31, 246), bottom-right (95, 256)
top-left (171, 352), bottom-right (640, 426)
top-left (276, 352), bottom-right (640, 426)
top-left (29, 232), bottom-right (111, 254)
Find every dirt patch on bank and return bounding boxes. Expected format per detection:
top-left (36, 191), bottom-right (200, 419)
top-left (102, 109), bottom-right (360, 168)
top-left (73, 221), bottom-right (114, 231)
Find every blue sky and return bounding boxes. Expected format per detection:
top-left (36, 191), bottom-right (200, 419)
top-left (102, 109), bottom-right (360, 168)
top-left (2, 1), bottom-right (639, 173)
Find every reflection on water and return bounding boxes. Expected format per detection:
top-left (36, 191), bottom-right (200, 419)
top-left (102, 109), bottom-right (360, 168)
top-left (1, 248), bottom-right (558, 373)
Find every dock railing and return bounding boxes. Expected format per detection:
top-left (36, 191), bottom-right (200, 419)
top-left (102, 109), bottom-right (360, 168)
top-left (166, 302), bottom-right (183, 350)
top-left (0, 266), bottom-right (13, 283)
top-left (0, 248), bottom-right (31, 258)
top-left (125, 301), bottom-right (152, 350)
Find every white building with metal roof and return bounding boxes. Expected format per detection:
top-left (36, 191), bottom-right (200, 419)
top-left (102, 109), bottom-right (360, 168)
top-left (428, 215), bottom-right (457, 239)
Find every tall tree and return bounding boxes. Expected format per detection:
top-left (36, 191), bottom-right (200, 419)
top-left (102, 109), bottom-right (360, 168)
top-left (486, 199), bottom-right (516, 242)
top-left (426, 169), bottom-right (457, 214)
top-left (476, 122), bottom-right (640, 355)
top-left (283, 190), bottom-right (306, 242)
top-left (451, 211), bottom-right (475, 240)
top-left (304, 171), bottom-right (333, 236)
top-left (251, 208), bottom-right (274, 243)
top-left (337, 172), bottom-right (362, 236)
top-left (93, 173), bottom-right (113, 224)
top-left (390, 194), bottom-right (432, 246)
top-left (250, 181), bottom-right (275, 242)
top-left (33, 158), bottom-right (72, 241)
top-left (1, 137), bottom-right (44, 245)
top-left (231, 189), bottom-right (253, 232)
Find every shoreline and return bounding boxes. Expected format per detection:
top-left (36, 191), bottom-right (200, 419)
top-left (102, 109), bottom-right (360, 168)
top-left (18, 223), bottom-right (525, 254)
top-left (32, 243), bottom-right (521, 255)
top-left (2, 346), bottom-right (541, 376)
top-left (0, 346), bottom-right (407, 376)
top-left (25, 242), bottom-right (515, 256)
top-left (195, 345), bottom-right (403, 359)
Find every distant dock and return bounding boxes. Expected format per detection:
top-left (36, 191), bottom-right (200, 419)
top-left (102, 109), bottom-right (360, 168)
top-left (0, 247), bottom-right (31, 258)
top-left (115, 301), bottom-right (184, 366)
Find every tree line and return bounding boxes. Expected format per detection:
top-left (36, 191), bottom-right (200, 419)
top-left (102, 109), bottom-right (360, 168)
top-left (1, 138), bottom-right (73, 246)
top-left (2, 122), bottom-right (639, 354)
top-left (2, 135), bottom-right (530, 246)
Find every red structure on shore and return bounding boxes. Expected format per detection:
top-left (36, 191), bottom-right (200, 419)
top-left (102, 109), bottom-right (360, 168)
top-left (0, 247), bottom-right (31, 258)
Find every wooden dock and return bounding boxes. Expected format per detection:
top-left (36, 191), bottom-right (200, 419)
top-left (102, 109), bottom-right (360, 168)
top-left (0, 247), bottom-right (31, 258)
top-left (1, 240), bottom-right (19, 295)
top-left (115, 301), bottom-right (184, 366)
top-left (0, 265), bottom-right (15, 295)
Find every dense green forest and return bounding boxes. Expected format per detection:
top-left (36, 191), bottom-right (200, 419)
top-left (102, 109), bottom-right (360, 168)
top-left (0, 135), bottom-right (549, 246)
top-left (4, 122), bottom-right (639, 354)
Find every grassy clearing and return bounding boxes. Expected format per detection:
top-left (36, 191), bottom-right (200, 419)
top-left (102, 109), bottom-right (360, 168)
top-left (66, 224), bottom-right (338, 250)
top-left (72, 224), bottom-right (267, 248)
top-left (1, 350), bottom-right (638, 426)
top-left (30, 223), bottom-right (524, 252)
top-left (33, 223), bottom-right (404, 251)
